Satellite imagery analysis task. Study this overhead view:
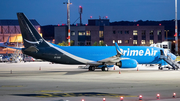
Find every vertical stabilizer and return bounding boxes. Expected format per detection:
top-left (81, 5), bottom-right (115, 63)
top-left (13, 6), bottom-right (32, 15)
top-left (4, 36), bottom-right (10, 45)
top-left (17, 13), bottom-right (49, 48)
top-left (6, 36), bottom-right (10, 43)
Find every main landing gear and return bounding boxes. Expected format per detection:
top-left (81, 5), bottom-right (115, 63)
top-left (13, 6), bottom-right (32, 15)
top-left (88, 66), bottom-right (109, 71)
top-left (101, 66), bottom-right (108, 71)
top-left (89, 66), bottom-right (95, 71)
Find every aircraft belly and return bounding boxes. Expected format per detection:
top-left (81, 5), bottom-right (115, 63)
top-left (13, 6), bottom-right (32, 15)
top-left (22, 48), bottom-right (83, 64)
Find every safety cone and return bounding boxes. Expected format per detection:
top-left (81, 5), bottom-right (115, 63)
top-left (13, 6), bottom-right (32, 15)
top-left (39, 67), bottom-right (41, 70)
top-left (119, 69), bottom-right (121, 74)
top-left (137, 67), bottom-right (139, 71)
top-left (114, 67), bottom-right (115, 70)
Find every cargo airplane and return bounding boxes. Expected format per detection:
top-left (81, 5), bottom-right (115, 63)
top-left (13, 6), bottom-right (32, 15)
top-left (3, 13), bottom-right (179, 71)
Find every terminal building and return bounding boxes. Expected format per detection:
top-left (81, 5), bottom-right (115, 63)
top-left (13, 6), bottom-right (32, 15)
top-left (55, 19), bottom-right (165, 46)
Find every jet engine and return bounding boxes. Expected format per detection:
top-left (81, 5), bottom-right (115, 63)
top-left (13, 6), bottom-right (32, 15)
top-left (116, 59), bottom-right (137, 68)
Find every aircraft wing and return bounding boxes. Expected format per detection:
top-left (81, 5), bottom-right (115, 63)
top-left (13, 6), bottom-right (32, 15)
top-left (86, 55), bottom-right (129, 65)
top-left (98, 55), bottom-right (121, 63)
top-left (85, 56), bottom-right (122, 65)
top-left (97, 42), bottom-right (125, 62)
top-left (87, 42), bottom-right (128, 65)
top-left (97, 56), bottom-right (129, 63)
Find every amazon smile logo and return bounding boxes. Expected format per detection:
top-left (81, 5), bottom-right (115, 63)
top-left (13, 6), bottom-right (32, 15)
top-left (24, 39), bottom-right (43, 44)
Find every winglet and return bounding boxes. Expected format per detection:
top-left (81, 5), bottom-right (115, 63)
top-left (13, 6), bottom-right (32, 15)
top-left (115, 42), bottom-right (123, 57)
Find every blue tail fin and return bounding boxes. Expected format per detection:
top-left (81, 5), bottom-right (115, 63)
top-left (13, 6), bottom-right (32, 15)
top-left (4, 36), bottom-right (10, 45)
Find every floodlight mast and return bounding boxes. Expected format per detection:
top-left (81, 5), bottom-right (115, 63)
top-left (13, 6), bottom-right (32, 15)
top-left (63, 0), bottom-right (71, 46)
top-left (67, 0), bottom-right (70, 46)
top-left (79, 6), bottom-right (83, 25)
top-left (175, 0), bottom-right (178, 55)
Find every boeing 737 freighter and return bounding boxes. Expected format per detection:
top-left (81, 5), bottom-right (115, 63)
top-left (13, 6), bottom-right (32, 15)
top-left (3, 13), bottom-right (179, 71)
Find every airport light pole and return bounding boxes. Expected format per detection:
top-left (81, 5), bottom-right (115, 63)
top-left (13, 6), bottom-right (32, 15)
top-left (175, 0), bottom-right (178, 55)
top-left (63, 0), bottom-right (71, 46)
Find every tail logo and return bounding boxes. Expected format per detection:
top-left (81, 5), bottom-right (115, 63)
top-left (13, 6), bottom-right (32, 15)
top-left (39, 39), bottom-right (43, 43)
top-left (24, 39), bottom-right (43, 44)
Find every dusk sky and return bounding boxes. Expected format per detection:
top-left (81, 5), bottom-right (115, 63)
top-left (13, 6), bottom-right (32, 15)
top-left (0, 0), bottom-right (180, 26)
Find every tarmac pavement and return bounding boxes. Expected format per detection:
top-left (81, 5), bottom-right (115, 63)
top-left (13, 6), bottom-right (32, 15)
top-left (0, 62), bottom-right (180, 101)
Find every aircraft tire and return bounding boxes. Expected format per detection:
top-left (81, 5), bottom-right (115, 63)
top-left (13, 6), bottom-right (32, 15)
top-left (102, 67), bottom-right (105, 71)
top-left (159, 67), bottom-right (163, 70)
top-left (91, 67), bottom-right (95, 71)
top-left (89, 66), bottom-right (92, 71)
top-left (158, 66), bottom-right (163, 70)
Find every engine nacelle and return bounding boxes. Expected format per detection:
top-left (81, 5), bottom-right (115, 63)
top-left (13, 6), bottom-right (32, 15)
top-left (116, 59), bottom-right (137, 68)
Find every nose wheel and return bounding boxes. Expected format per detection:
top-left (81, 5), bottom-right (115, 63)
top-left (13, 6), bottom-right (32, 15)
top-left (172, 67), bottom-right (179, 70)
top-left (158, 66), bottom-right (179, 70)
